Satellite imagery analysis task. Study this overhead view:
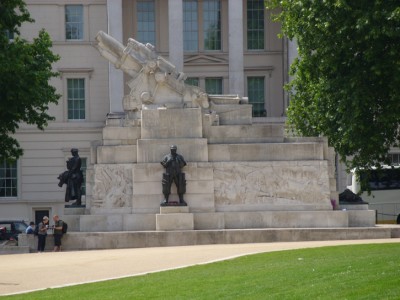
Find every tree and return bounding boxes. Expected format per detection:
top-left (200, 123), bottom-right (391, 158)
top-left (266, 1), bottom-right (400, 174)
top-left (0, 0), bottom-right (60, 161)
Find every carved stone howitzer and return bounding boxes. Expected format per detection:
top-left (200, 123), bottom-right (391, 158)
top-left (95, 31), bottom-right (209, 111)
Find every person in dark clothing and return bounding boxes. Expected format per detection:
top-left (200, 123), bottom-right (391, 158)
top-left (52, 215), bottom-right (64, 252)
top-left (37, 216), bottom-right (49, 253)
top-left (25, 221), bottom-right (35, 234)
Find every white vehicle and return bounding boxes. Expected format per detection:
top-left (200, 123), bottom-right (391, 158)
top-left (347, 166), bottom-right (400, 223)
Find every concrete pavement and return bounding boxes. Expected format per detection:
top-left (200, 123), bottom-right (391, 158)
top-left (1, 239), bottom-right (400, 296)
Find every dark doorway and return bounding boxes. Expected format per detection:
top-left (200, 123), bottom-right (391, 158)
top-left (35, 210), bottom-right (49, 226)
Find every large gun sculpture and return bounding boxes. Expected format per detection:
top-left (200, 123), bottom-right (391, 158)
top-left (95, 31), bottom-right (209, 111)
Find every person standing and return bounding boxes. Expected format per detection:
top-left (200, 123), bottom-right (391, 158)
top-left (25, 221), bottom-right (35, 234)
top-left (37, 216), bottom-right (49, 253)
top-left (52, 215), bottom-right (64, 252)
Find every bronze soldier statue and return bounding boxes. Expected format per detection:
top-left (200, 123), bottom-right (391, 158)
top-left (160, 145), bottom-right (187, 206)
top-left (58, 148), bottom-right (83, 206)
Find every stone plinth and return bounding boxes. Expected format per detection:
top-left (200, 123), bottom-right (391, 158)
top-left (340, 204), bottom-right (369, 210)
top-left (141, 107), bottom-right (203, 138)
top-left (157, 206), bottom-right (193, 231)
top-left (347, 210), bottom-right (376, 227)
top-left (63, 206), bottom-right (86, 215)
top-left (160, 206), bottom-right (190, 214)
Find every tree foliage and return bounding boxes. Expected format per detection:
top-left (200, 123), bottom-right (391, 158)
top-left (266, 0), bottom-right (400, 173)
top-left (0, 0), bottom-right (60, 161)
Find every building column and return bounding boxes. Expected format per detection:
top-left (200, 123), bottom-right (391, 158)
top-left (168, 0), bottom-right (184, 72)
top-left (228, 0), bottom-right (244, 97)
top-left (107, 0), bottom-right (124, 113)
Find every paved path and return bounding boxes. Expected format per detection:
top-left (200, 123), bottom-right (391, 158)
top-left (1, 239), bottom-right (399, 296)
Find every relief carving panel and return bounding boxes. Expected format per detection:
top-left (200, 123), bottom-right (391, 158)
top-left (92, 165), bottom-right (133, 208)
top-left (213, 162), bottom-right (330, 206)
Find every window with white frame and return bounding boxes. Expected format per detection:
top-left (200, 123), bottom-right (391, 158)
top-left (136, 0), bottom-right (156, 46)
top-left (65, 5), bottom-right (83, 40)
top-left (183, 0), bottom-right (221, 52)
top-left (67, 78), bottom-right (85, 120)
top-left (247, 76), bottom-right (266, 117)
top-left (0, 159), bottom-right (17, 198)
top-left (247, 0), bottom-right (265, 50)
top-left (205, 77), bottom-right (223, 94)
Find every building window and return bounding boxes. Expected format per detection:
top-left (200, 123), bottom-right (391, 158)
top-left (205, 77), bottom-right (223, 94)
top-left (185, 77), bottom-right (200, 86)
top-left (388, 153), bottom-right (400, 166)
top-left (5, 30), bottom-right (14, 40)
top-left (0, 160), bottom-right (17, 197)
top-left (203, 0), bottom-right (221, 50)
top-left (183, 0), bottom-right (221, 52)
top-left (183, 0), bottom-right (199, 51)
top-left (247, 77), bottom-right (265, 117)
top-left (247, 0), bottom-right (265, 50)
top-left (65, 5), bottom-right (83, 40)
top-left (136, 0), bottom-right (156, 46)
top-left (67, 78), bottom-right (85, 120)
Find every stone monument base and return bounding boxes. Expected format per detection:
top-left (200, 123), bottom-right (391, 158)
top-left (62, 209), bottom-right (376, 233)
top-left (18, 225), bottom-right (399, 252)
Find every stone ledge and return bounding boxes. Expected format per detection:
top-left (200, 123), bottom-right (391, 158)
top-left (156, 213), bottom-right (194, 231)
top-left (160, 206), bottom-right (190, 214)
top-left (18, 227), bottom-right (395, 252)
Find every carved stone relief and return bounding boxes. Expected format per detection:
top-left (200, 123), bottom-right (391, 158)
top-left (92, 165), bottom-right (133, 208)
top-left (213, 162), bottom-right (330, 206)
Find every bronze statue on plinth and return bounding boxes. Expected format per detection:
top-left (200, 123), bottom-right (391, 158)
top-left (160, 145), bottom-right (187, 206)
top-left (58, 148), bottom-right (83, 206)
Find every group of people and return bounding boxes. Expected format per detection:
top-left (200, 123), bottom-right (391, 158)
top-left (26, 215), bottom-right (65, 252)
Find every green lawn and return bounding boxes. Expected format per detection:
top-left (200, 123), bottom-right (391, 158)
top-left (3, 243), bottom-right (400, 299)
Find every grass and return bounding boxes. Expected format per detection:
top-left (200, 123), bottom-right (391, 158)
top-left (3, 243), bottom-right (400, 299)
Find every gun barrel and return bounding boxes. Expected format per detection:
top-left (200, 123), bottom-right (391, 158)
top-left (95, 31), bottom-right (142, 75)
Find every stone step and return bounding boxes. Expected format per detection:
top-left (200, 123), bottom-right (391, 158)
top-left (0, 240), bottom-right (30, 254)
top-left (97, 145), bottom-right (137, 164)
top-left (102, 126), bottom-right (140, 146)
top-left (72, 209), bottom-right (375, 232)
top-left (18, 226), bottom-right (398, 252)
top-left (208, 142), bottom-right (324, 162)
top-left (205, 124), bottom-right (284, 144)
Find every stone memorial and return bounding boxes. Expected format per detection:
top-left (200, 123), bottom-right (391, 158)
top-left (63, 31), bottom-right (375, 233)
